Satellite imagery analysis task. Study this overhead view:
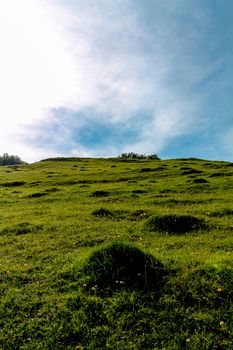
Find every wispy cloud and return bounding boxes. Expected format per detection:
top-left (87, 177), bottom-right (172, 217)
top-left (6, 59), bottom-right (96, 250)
top-left (32, 0), bottom-right (205, 155)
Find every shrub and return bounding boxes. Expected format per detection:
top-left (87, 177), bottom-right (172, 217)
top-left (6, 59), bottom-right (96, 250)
top-left (145, 214), bottom-right (206, 234)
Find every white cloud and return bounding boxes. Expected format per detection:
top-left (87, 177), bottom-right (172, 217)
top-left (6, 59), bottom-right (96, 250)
top-left (0, 0), bottom-right (215, 161)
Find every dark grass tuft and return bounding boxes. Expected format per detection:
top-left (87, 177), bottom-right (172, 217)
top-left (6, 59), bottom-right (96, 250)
top-left (29, 181), bottom-right (42, 186)
top-left (140, 167), bottom-right (153, 172)
top-left (0, 222), bottom-right (44, 236)
top-left (192, 178), bottom-right (209, 184)
top-left (91, 190), bottom-right (110, 197)
top-left (92, 208), bottom-right (127, 220)
top-left (28, 192), bottom-right (47, 198)
top-left (145, 214), bottom-right (206, 234)
top-left (82, 242), bottom-right (165, 295)
top-left (132, 189), bottom-right (147, 194)
top-left (1, 181), bottom-right (26, 187)
top-left (92, 208), bottom-right (114, 218)
top-left (181, 169), bottom-right (203, 175)
top-left (140, 167), bottom-right (165, 173)
top-left (76, 238), bottom-right (105, 247)
top-left (44, 187), bottom-right (59, 193)
top-left (129, 210), bottom-right (150, 221)
top-left (208, 208), bottom-right (233, 217)
top-left (209, 172), bottom-right (226, 177)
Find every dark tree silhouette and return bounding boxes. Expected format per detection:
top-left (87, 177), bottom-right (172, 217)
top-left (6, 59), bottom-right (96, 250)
top-left (0, 153), bottom-right (26, 166)
top-left (119, 152), bottom-right (160, 160)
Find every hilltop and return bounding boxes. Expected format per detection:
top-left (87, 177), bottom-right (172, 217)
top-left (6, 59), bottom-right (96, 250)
top-left (0, 157), bottom-right (232, 349)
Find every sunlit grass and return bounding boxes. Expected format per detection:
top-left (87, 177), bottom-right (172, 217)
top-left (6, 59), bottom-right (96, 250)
top-left (0, 157), bottom-right (232, 349)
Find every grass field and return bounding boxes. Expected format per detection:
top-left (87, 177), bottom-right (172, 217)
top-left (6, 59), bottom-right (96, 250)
top-left (0, 157), bottom-right (232, 349)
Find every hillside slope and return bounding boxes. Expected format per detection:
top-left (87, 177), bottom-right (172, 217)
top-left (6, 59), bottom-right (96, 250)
top-left (0, 158), bottom-right (232, 349)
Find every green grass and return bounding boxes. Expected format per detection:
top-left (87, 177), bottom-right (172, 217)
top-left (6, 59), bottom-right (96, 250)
top-left (0, 157), bottom-right (232, 349)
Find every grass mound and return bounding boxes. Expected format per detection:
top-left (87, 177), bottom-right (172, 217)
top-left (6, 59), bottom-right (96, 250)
top-left (92, 207), bottom-right (113, 218)
top-left (82, 242), bottom-right (165, 295)
top-left (145, 214), bottom-right (206, 234)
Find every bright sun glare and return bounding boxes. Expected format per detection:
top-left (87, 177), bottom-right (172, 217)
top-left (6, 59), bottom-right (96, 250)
top-left (0, 0), bottom-right (76, 159)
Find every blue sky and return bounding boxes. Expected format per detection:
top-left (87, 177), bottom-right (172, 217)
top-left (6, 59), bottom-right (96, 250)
top-left (0, 0), bottom-right (233, 162)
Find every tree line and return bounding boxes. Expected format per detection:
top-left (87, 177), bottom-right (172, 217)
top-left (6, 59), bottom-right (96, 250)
top-left (119, 152), bottom-right (160, 160)
top-left (0, 153), bottom-right (26, 166)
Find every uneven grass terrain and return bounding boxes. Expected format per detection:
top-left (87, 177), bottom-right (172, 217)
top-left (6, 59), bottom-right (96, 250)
top-left (0, 157), bottom-right (232, 349)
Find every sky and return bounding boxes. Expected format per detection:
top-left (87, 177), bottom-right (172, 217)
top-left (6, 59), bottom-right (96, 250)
top-left (0, 0), bottom-right (233, 163)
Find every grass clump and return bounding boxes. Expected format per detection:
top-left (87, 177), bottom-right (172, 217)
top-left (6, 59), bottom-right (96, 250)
top-left (92, 207), bottom-right (128, 220)
top-left (92, 207), bottom-right (114, 218)
top-left (145, 214), bottom-right (206, 234)
top-left (82, 242), bottom-right (165, 295)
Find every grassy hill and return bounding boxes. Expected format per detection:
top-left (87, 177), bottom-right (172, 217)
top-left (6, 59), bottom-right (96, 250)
top-left (0, 157), bottom-right (232, 349)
